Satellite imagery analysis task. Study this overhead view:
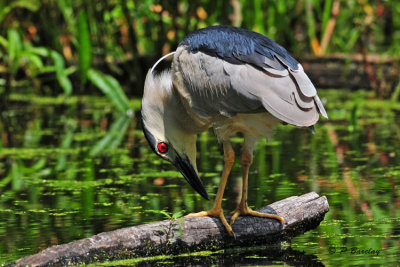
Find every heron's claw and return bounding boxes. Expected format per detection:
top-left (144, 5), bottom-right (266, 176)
top-left (185, 208), bottom-right (234, 236)
top-left (230, 205), bottom-right (284, 226)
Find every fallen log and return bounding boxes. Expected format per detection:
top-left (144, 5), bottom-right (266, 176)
top-left (12, 192), bottom-right (329, 267)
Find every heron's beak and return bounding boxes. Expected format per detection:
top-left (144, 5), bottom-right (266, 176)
top-left (173, 152), bottom-right (209, 200)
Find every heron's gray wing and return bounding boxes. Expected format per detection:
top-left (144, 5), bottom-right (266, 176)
top-left (224, 62), bottom-right (324, 126)
top-left (173, 48), bottom-right (327, 127)
top-left (173, 48), bottom-right (262, 118)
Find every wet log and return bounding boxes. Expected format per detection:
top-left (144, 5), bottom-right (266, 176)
top-left (12, 192), bottom-right (329, 267)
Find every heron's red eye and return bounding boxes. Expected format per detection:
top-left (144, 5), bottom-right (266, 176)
top-left (157, 142), bottom-right (168, 153)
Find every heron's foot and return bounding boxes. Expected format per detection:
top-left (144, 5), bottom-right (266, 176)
top-left (230, 204), bottom-right (284, 226)
top-left (185, 208), bottom-right (233, 236)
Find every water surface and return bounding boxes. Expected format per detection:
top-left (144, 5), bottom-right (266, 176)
top-left (1, 90), bottom-right (399, 265)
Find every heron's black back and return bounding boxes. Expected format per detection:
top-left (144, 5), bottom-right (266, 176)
top-left (180, 25), bottom-right (299, 70)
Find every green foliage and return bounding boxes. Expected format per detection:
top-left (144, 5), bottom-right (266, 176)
top-left (391, 82), bottom-right (400, 101)
top-left (0, 0), bottom-right (41, 25)
top-left (87, 69), bottom-right (131, 113)
top-left (0, 29), bottom-right (73, 95)
top-left (89, 114), bottom-right (131, 156)
top-left (7, 29), bottom-right (22, 74)
top-left (157, 210), bottom-right (186, 243)
top-left (49, 50), bottom-right (73, 95)
top-left (1, 1), bottom-right (399, 96)
top-left (77, 10), bottom-right (92, 84)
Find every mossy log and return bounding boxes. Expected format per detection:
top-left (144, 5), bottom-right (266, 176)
top-left (13, 192), bottom-right (329, 267)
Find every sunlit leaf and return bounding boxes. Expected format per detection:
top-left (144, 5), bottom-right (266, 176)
top-left (321, 0), bottom-right (334, 37)
top-left (0, 35), bottom-right (8, 49)
top-left (57, 75), bottom-right (73, 96)
top-left (26, 46), bottom-right (47, 57)
top-left (102, 74), bottom-right (131, 112)
top-left (29, 158), bottom-right (47, 173)
top-left (50, 50), bottom-right (72, 95)
top-left (391, 82), bottom-right (400, 102)
top-left (0, 174), bottom-right (12, 188)
top-left (20, 51), bottom-right (44, 71)
top-left (10, 0), bottom-right (41, 12)
top-left (87, 69), bottom-right (130, 113)
top-left (8, 29), bottom-right (22, 74)
top-left (172, 211), bottom-right (183, 219)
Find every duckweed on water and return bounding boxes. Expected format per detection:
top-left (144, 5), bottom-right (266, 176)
top-left (1, 90), bottom-right (400, 265)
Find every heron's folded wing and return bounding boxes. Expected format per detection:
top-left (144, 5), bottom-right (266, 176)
top-left (223, 62), bottom-right (321, 126)
top-left (173, 49), bottom-right (263, 118)
top-left (174, 49), bottom-right (326, 126)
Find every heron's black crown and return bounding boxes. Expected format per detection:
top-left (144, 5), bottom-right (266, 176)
top-left (180, 25), bottom-right (299, 70)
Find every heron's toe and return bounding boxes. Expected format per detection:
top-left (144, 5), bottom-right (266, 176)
top-left (184, 209), bottom-right (234, 237)
top-left (184, 211), bottom-right (210, 217)
top-left (229, 206), bottom-right (285, 225)
top-left (229, 209), bottom-right (241, 225)
top-left (247, 209), bottom-right (285, 223)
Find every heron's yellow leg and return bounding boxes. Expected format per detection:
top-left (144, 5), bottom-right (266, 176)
top-left (230, 148), bottom-right (284, 225)
top-left (185, 141), bottom-right (235, 236)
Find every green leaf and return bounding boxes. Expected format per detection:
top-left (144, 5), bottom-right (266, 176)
top-left (87, 69), bottom-right (130, 113)
top-left (77, 10), bottom-right (92, 84)
top-left (391, 82), bottom-right (400, 102)
top-left (172, 211), bottom-right (184, 219)
top-left (0, 0), bottom-right (40, 24)
top-left (20, 51), bottom-right (44, 70)
top-left (159, 210), bottom-right (172, 219)
top-left (49, 50), bottom-right (72, 95)
top-left (57, 74), bottom-right (73, 96)
top-left (10, 0), bottom-right (41, 12)
top-left (102, 75), bottom-right (131, 112)
top-left (30, 158), bottom-right (47, 173)
top-left (305, 0), bottom-right (317, 41)
top-left (321, 0), bottom-right (333, 37)
top-left (0, 35), bottom-right (8, 49)
top-left (8, 29), bottom-right (22, 74)
top-left (27, 46), bottom-right (49, 57)
top-left (49, 50), bottom-right (64, 73)
top-left (89, 115), bottom-right (131, 156)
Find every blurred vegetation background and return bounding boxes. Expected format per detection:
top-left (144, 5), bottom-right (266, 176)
top-left (0, 0), bottom-right (399, 101)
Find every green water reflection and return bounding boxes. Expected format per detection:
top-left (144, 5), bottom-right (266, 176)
top-left (0, 90), bottom-right (399, 265)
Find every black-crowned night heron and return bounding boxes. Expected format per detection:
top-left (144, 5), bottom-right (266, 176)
top-left (141, 25), bottom-right (328, 236)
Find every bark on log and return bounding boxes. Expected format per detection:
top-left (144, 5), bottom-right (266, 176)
top-left (12, 192), bottom-right (329, 267)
